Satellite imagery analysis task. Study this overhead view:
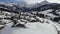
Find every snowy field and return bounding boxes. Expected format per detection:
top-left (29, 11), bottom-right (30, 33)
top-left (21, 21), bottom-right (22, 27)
top-left (0, 19), bottom-right (60, 34)
top-left (0, 0), bottom-right (60, 34)
top-left (0, 9), bottom-right (60, 34)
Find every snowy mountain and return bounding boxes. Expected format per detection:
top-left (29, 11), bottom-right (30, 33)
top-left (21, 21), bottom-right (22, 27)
top-left (0, 2), bottom-right (60, 22)
top-left (0, 9), bottom-right (60, 33)
top-left (0, 0), bottom-right (60, 34)
top-left (0, 1), bottom-right (50, 11)
top-left (0, 1), bottom-right (60, 12)
top-left (0, 1), bottom-right (60, 34)
top-left (31, 0), bottom-right (50, 8)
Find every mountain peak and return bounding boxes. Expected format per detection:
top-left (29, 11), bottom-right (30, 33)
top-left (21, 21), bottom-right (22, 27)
top-left (40, 0), bottom-right (50, 5)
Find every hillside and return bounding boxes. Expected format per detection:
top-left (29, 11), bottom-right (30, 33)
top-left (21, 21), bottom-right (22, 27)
top-left (0, 1), bottom-right (60, 34)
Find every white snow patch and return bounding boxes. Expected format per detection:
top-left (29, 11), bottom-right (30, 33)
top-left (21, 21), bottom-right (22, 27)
top-left (0, 21), bottom-right (58, 34)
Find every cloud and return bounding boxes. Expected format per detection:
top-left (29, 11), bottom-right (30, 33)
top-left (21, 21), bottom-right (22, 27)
top-left (47, 0), bottom-right (60, 3)
top-left (24, 0), bottom-right (44, 4)
top-left (15, 0), bottom-right (21, 1)
top-left (0, 0), bottom-right (60, 4)
top-left (24, 0), bottom-right (60, 4)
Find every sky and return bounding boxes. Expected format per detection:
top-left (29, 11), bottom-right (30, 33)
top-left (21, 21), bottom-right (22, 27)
top-left (0, 0), bottom-right (60, 4)
top-left (0, 0), bottom-right (25, 3)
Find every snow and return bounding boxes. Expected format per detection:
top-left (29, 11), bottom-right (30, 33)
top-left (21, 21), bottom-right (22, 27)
top-left (0, 25), bottom-right (4, 27)
top-left (0, 13), bottom-right (60, 34)
top-left (40, 10), bottom-right (58, 18)
top-left (0, 20), bottom-right (59, 34)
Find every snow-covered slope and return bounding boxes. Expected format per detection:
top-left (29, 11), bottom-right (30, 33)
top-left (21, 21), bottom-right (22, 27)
top-left (0, 18), bottom-right (60, 34)
top-left (0, 2), bottom-right (60, 34)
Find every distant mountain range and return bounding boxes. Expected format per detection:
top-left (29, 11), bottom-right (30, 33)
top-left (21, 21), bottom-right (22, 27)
top-left (0, 1), bottom-right (60, 23)
top-left (0, 1), bottom-right (60, 12)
